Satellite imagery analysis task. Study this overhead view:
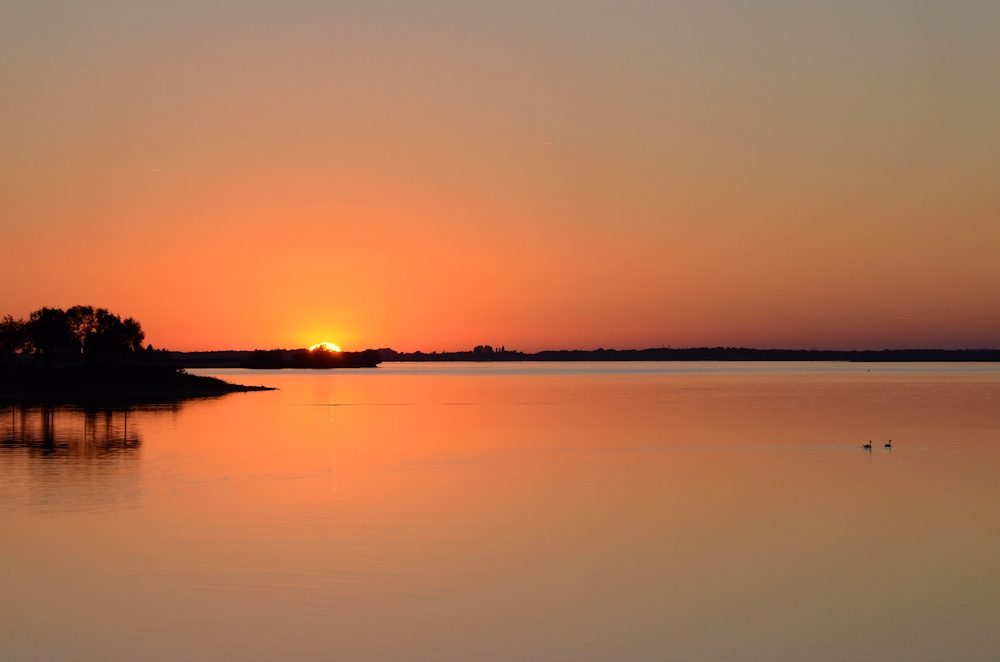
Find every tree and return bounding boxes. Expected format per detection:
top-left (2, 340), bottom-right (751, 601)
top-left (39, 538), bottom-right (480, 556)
top-left (26, 308), bottom-right (76, 363)
top-left (81, 309), bottom-right (146, 361)
top-left (3, 306), bottom-right (149, 366)
top-left (122, 318), bottom-right (145, 351)
top-left (0, 315), bottom-right (27, 358)
top-left (66, 306), bottom-right (97, 349)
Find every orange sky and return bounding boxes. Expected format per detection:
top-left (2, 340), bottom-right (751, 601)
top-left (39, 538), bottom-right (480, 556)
top-left (2, 1), bottom-right (999, 351)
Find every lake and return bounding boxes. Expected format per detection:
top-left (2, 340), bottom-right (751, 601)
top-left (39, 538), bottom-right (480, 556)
top-left (2, 362), bottom-right (999, 661)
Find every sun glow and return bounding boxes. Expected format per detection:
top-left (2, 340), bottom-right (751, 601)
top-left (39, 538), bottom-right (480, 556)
top-left (309, 342), bottom-right (341, 353)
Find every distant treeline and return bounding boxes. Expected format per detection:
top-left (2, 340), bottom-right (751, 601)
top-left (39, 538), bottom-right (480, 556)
top-left (377, 345), bottom-right (1000, 363)
top-left (172, 349), bottom-right (382, 369)
top-left (248, 349), bottom-right (382, 369)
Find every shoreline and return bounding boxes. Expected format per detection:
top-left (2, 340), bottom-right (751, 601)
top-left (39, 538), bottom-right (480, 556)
top-left (168, 348), bottom-right (1000, 367)
top-left (0, 365), bottom-right (275, 405)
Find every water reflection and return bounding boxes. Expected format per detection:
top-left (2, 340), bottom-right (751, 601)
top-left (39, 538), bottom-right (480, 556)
top-left (2, 405), bottom-right (143, 458)
top-left (1, 404), bottom-right (181, 513)
top-left (2, 367), bottom-right (1000, 661)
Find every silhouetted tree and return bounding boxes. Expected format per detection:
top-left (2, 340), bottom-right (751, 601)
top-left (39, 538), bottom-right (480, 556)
top-left (27, 308), bottom-right (76, 364)
top-left (66, 306), bottom-right (98, 349)
top-left (0, 315), bottom-right (27, 360)
top-left (81, 309), bottom-right (146, 362)
top-left (2, 306), bottom-right (148, 367)
top-left (122, 318), bottom-right (145, 351)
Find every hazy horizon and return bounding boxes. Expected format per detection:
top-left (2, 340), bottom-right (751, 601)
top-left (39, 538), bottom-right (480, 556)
top-left (172, 344), bottom-right (1000, 354)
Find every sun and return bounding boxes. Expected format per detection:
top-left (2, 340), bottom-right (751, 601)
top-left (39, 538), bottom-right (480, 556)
top-left (309, 342), bottom-right (341, 353)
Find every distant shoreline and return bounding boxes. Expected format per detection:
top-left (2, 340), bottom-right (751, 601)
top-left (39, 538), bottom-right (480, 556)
top-left (173, 347), bottom-right (1000, 367)
top-left (172, 349), bottom-right (381, 369)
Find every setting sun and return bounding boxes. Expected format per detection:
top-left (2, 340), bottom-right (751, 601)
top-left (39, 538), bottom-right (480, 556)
top-left (309, 342), bottom-right (341, 353)
top-left (4, 1), bottom-right (1000, 659)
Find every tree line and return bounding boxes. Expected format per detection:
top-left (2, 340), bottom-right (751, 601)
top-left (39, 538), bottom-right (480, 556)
top-left (1, 306), bottom-right (147, 365)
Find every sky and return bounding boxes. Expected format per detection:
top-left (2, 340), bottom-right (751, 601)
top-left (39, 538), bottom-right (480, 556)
top-left (1, 0), bottom-right (998, 351)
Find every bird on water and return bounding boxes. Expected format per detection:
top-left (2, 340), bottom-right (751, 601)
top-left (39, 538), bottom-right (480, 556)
top-left (885, 439), bottom-right (892, 448)
top-left (863, 441), bottom-right (872, 449)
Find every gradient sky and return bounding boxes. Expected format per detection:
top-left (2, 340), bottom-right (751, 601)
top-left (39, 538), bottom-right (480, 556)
top-left (2, 1), bottom-right (998, 351)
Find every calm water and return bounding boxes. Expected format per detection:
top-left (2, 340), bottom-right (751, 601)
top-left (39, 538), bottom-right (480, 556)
top-left (2, 362), bottom-right (1000, 661)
